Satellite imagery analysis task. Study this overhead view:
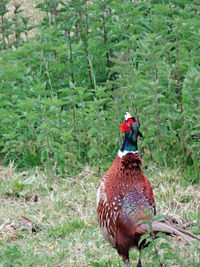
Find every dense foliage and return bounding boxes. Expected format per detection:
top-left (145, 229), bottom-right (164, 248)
top-left (0, 0), bottom-right (199, 180)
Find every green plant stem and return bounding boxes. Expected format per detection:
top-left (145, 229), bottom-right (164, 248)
top-left (68, 30), bottom-right (75, 83)
top-left (1, 15), bottom-right (6, 47)
top-left (175, 27), bottom-right (185, 158)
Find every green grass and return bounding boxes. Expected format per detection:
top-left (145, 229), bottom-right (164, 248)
top-left (0, 164), bottom-right (199, 266)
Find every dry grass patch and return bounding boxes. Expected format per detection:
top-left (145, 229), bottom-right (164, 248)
top-left (152, 169), bottom-right (200, 221)
top-left (7, 0), bottom-right (42, 23)
top-left (6, 0), bottom-right (42, 40)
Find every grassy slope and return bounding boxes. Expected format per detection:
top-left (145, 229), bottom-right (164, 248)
top-left (0, 163), bottom-right (199, 267)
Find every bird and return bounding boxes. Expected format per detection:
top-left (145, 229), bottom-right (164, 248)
top-left (97, 112), bottom-right (199, 266)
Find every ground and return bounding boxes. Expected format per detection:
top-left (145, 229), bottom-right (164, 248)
top-left (0, 163), bottom-right (199, 266)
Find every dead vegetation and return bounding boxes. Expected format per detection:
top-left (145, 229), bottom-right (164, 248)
top-left (0, 216), bottom-right (40, 242)
top-left (7, 0), bottom-right (41, 23)
top-left (6, 0), bottom-right (42, 39)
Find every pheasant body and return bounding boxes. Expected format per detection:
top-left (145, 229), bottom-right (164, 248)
top-left (97, 153), bottom-right (156, 262)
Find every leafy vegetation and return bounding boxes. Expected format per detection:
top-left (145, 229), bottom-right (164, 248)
top-left (0, 0), bottom-right (199, 179)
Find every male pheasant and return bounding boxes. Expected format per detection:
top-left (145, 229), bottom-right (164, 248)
top-left (97, 113), bottom-right (199, 266)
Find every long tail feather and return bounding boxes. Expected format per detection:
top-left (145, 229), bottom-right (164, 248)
top-left (138, 221), bottom-right (200, 243)
top-left (152, 221), bottom-right (200, 243)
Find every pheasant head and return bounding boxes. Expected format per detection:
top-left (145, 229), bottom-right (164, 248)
top-left (119, 113), bottom-right (143, 158)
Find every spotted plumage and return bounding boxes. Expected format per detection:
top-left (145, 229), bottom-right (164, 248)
top-left (97, 153), bottom-right (156, 262)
